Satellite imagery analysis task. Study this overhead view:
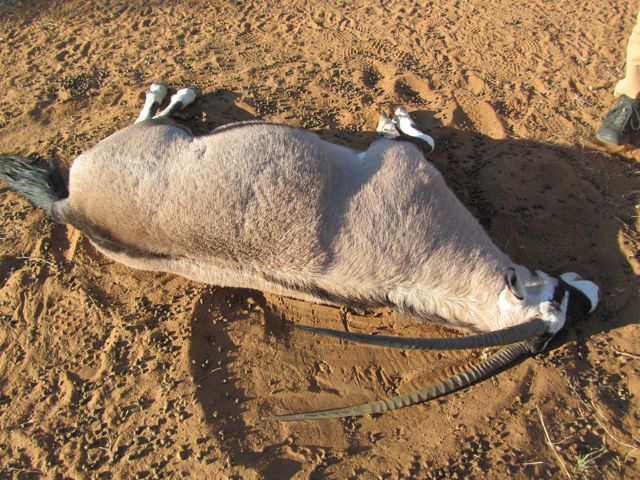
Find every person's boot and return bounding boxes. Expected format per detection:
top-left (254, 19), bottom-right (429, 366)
top-left (597, 94), bottom-right (640, 145)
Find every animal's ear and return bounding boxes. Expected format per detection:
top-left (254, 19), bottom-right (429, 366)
top-left (505, 268), bottom-right (525, 301)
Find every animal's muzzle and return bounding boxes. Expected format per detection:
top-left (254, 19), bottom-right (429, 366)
top-left (559, 272), bottom-right (599, 316)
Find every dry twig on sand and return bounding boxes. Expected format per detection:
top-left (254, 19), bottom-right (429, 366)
top-left (536, 405), bottom-right (572, 480)
top-left (612, 348), bottom-right (640, 360)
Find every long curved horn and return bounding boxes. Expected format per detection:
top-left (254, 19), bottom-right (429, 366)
top-left (290, 317), bottom-right (548, 350)
top-left (264, 339), bottom-right (534, 421)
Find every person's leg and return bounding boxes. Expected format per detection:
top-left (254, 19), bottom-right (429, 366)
top-left (598, 12), bottom-right (640, 145)
top-left (614, 11), bottom-right (640, 99)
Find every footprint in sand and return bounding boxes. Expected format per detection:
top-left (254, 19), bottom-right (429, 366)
top-left (466, 73), bottom-right (487, 96)
top-left (455, 97), bottom-right (507, 139)
top-left (475, 101), bottom-right (507, 139)
top-left (380, 72), bottom-right (438, 106)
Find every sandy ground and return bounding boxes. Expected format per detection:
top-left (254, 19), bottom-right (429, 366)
top-left (0, 0), bottom-right (639, 478)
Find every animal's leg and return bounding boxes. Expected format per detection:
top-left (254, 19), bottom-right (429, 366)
top-left (357, 113), bottom-right (402, 159)
top-left (155, 87), bottom-right (198, 118)
top-left (392, 108), bottom-right (435, 152)
top-left (135, 83), bottom-right (169, 124)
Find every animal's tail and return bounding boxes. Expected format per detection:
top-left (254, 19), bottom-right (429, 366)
top-left (0, 154), bottom-right (68, 221)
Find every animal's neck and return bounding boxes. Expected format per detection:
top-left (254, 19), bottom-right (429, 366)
top-left (410, 245), bottom-right (513, 332)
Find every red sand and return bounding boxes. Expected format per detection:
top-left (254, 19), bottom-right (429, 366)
top-left (0, 1), bottom-right (638, 478)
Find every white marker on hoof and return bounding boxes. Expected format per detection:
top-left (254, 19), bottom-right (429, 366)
top-left (135, 83), bottom-right (169, 123)
top-left (149, 83), bottom-right (169, 97)
top-left (173, 87), bottom-right (198, 107)
top-left (376, 113), bottom-right (400, 138)
top-left (156, 87), bottom-right (198, 118)
top-left (392, 107), bottom-right (435, 152)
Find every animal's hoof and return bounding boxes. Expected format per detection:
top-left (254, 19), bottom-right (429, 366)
top-left (392, 107), bottom-right (435, 152)
top-left (174, 87), bottom-right (198, 107)
top-left (392, 107), bottom-right (412, 121)
top-left (376, 113), bottom-right (400, 138)
top-left (148, 83), bottom-right (169, 96)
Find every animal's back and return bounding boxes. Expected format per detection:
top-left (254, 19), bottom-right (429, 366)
top-left (63, 119), bottom-right (507, 311)
top-left (66, 121), bottom-right (341, 272)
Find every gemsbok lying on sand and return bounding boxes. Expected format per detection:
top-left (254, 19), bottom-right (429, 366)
top-left (0, 84), bottom-right (599, 420)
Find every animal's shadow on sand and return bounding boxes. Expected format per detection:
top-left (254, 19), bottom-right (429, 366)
top-left (182, 92), bottom-right (639, 476)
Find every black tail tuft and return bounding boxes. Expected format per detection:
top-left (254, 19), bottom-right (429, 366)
top-left (0, 154), bottom-right (68, 219)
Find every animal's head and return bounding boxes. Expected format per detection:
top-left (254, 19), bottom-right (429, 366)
top-left (498, 267), bottom-right (599, 344)
top-left (266, 268), bottom-right (600, 420)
